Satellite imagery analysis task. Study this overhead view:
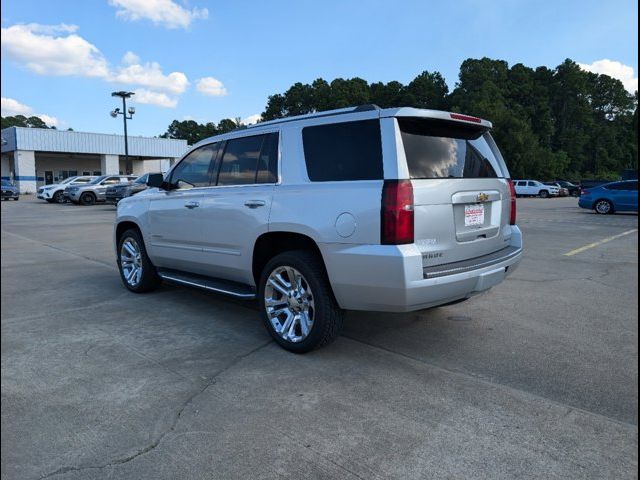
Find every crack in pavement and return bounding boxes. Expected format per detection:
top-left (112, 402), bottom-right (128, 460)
top-left (38, 339), bottom-right (273, 479)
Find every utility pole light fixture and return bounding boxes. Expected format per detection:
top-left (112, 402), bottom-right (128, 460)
top-left (110, 91), bottom-right (135, 174)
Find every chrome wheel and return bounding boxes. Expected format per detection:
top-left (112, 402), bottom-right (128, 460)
top-left (595, 200), bottom-right (611, 214)
top-left (120, 238), bottom-right (143, 287)
top-left (264, 266), bottom-right (315, 343)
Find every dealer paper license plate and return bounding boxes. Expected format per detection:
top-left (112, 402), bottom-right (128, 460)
top-left (464, 203), bottom-right (485, 226)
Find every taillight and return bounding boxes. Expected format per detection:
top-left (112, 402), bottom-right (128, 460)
top-left (508, 179), bottom-right (517, 225)
top-left (381, 180), bottom-right (414, 244)
top-left (581, 189), bottom-right (589, 196)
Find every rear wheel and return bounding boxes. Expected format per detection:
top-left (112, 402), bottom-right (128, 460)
top-left (259, 250), bottom-right (344, 353)
top-left (117, 229), bottom-right (161, 292)
top-left (80, 192), bottom-right (96, 205)
top-left (594, 199), bottom-right (613, 215)
top-left (539, 190), bottom-right (549, 198)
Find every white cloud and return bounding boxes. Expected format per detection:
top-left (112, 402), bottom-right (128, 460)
top-left (131, 89), bottom-right (178, 108)
top-left (196, 77), bottom-right (227, 96)
top-left (109, 0), bottom-right (208, 29)
top-left (242, 113), bottom-right (261, 125)
top-left (578, 59), bottom-right (638, 93)
top-left (110, 60), bottom-right (189, 95)
top-left (0, 23), bottom-right (109, 77)
top-left (1, 97), bottom-right (59, 126)
top-left (121, 51), bottom-right (140, 65)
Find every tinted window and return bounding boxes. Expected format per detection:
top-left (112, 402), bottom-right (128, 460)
top-left (607, 182), bottom-right (637, 191)
top-left (217, 135), bottom-right (265, 186)
top-left (516, 181), bottom-right (526, 186)
top-left (303, 120), bottom-right (383, 181)
top-left (171, 144), bottom-right (219, 188)
top-left (256, 133), bottom-right (279, 183)
top-left (528, 181), bottom-right (536, 186)
top-left (399, 118), bottom-right (500, 179)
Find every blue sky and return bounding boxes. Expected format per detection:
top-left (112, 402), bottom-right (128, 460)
top-left (1, 0), bottom-right (638, 137)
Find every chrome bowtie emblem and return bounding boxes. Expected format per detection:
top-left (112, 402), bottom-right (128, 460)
top-left (476, 192), bottom-right (489, 202)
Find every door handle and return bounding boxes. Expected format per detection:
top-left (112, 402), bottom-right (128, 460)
top-left (244, 200), bottom-right (266, 209)
top-left (184, 201), bottom-right (200, 209)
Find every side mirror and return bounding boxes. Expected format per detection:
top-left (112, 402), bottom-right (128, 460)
top-left (147, 173), bottom-right (165, 188)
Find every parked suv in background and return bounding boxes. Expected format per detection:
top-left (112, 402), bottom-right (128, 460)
top-left (513, 180), bottom-right (559, 198)
top-left (67, 175), bottom-right (137, 205)
top-left (106, 173), bottom-right (156, 204)
top-left (115, 105), bottom-right (523, 352)
top-left (579, 180), bottom-right (638, 214)
top-left (1, 179), bottom-right (19, 201)
top-left (37, 176), bottom-right (96, 203)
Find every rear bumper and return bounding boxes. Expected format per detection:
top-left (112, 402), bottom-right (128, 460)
top-left (321, 226), bottom-right (523, 312)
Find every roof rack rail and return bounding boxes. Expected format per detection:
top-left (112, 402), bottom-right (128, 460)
top-left (246, 104), bottom-right (381, 129)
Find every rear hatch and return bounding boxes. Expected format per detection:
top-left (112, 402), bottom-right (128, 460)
top-left (397, 116), bottom-right (513, 267)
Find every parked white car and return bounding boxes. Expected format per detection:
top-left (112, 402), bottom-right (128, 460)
top-left (37, 176), bottom-right (96, 203)
top-left (513, 180), bottom-right (559, 198)
top-left (115, 105), bottom-right (523, 352)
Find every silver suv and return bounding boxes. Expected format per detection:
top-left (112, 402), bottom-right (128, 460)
top-left (114, 105), bottom-right (523, 352)
top-left (67, 175), bottom-right (137, 205)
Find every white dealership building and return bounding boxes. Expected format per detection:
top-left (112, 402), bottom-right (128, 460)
top-left (1, 127), bottom-right (188, 193)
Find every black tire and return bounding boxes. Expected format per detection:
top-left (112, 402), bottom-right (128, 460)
top-left (13, 197), bottom-right (19, 201)
top-left (594, 199), bottom-right (614, 215)
top-left (117, 228), bottom-right (161, 293)
top-left (80, 192), bottom-right (96, 205)
top-left (258, 250), bottom-right (344, 353)
top-left (53, 191), bottom-right (65, 203)
top-left (539, 190), bottom-right (549, 198)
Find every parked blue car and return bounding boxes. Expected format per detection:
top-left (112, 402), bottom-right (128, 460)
top-left (578, 180), bottom-right (638, 214)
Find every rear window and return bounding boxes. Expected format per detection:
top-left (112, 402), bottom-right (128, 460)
top-left (302, 120), bottom-right (383, 181)
top-left (398, 118), bottom-right (502, 179)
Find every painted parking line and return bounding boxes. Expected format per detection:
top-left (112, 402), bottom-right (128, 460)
top-left (564, 229), bottom-right (638, 256)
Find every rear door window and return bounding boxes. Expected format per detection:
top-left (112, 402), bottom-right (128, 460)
top-left (216, 132), bottom-right (279, 186)
top-left (398, 118), bottom-right (501, 179)
top-left (302, 120), bottom-right (383, 181)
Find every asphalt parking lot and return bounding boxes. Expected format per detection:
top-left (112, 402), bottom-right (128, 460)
top-left (1, 196), bottom-right (637, 479)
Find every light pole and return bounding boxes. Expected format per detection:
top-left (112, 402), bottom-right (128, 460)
top-left (110, 91), bottom-right (135, 174)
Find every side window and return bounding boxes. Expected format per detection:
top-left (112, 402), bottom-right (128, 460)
top-left (516, 181), bottom-right (526, 186)
top-left (170, 144), bottom-right (219, 189)
top-left (256, 133), bottom-right (279, 184)
top-left (217, 135), bottom-right (265, 186)
top-left (528, 181), bottom-right (536, 187)
top-left (103, 176), bottom-right (122, 185)
top-left (302, 119), bottom-right (383, 181)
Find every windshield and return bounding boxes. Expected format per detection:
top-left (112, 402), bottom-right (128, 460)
top-left (133, 174), bottom-right (148, 184)
top-left (398, 118), bottom-right (503, 179)
top-left (87, 175), bottom-right (108, 185)
top-left (60, 177), bottom-right (77, 184)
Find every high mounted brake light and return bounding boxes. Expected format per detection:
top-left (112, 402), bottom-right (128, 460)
top-left (450, 113), bottom-right (482, 123)
top-left (381, 180), bottom-right (414, 245)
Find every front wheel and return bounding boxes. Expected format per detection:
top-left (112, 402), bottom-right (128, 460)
top-left (80, 192), bottom-right (96, 205)
top-left (539, 190), bottom-right (549, 198)
top-left (259, 250), bottom-right (344, 353)
top-left (594, 199), bottom-right (614, 215)
top-left (53, 191), bottom-right (65, 203)
top-left (117, 229), bottom-right (161, 292)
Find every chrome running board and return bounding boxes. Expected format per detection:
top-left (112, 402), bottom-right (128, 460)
top-left (158, 269), bottom-right (256, 299)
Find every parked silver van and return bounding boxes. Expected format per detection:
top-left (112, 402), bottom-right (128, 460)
top-left (114, 105), bottom-right (522, 352)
